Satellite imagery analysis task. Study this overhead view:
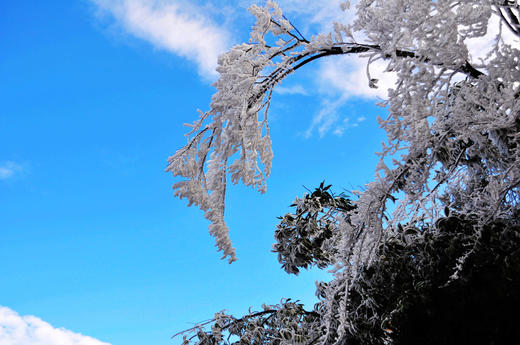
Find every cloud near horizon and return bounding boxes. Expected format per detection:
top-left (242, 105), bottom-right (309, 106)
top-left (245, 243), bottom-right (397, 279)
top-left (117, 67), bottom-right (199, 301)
top-left (0, 306), bottom-right (112, 345)
top-left (90, 0), bottom-right (232, 79)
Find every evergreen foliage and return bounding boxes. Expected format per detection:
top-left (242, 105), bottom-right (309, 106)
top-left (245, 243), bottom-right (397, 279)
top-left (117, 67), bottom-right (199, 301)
top-left (333, 214), bottom-right (520, 345)
top-left (274, 182), bottom-right (355, 274)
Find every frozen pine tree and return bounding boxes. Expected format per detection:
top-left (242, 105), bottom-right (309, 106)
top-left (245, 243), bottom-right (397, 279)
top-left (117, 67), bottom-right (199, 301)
top-left (168, 1), bottom-right (520, 344)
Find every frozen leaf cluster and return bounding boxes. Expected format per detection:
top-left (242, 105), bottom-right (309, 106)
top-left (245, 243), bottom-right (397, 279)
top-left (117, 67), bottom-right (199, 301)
top-left (273, 182), bottom-right (355, 274)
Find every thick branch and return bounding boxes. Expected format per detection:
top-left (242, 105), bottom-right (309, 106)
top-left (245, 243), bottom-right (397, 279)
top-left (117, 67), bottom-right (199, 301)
top-left (247, 43), bottom-right (485, 110)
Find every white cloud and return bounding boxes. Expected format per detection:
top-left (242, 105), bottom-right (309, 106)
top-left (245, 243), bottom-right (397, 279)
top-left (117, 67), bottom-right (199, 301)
top-left (275, 84), bottom-right (308, 95)
top-left (90, 0), bottom-right (232, 79)
top-left (0, 306), bottom-right (111, 345)
top-left (0, 161), bottom-right (23, 180)
top-left (320, 55), bottom-right (396, 100)
top-left (304, 98), bottom-right (342, 138)
top-left (304, 96), bottom-right (368, 138)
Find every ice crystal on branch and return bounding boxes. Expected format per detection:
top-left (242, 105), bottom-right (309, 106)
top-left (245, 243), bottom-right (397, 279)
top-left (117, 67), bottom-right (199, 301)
top-left (170, 1), bottom-right (519, 341)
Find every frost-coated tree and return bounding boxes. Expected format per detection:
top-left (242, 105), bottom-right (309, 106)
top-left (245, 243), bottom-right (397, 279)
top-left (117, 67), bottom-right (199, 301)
top-left (168, 0), bottom-right (520, 344)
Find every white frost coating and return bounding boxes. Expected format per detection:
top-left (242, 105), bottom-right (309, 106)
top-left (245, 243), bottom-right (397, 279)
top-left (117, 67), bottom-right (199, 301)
top-left (168, 0), bottom-right (520, 279)
top-left (167, 1), bottom-right (287, 262)
top-left (170, 0), bottom-right (520, 343)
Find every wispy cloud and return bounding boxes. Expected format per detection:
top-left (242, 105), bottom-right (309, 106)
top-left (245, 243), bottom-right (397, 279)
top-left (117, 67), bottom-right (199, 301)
top-left (90, 0), bottom-right (232, 79)
top-left (332, 116), bottom-right (366, 136)
top-left (0, 306), bottom-right (111, 345)
top-left (304, 98), bottom-right (342, 138)
top-left (304, 95), bottom-right (368, 138)
top-left (275, 84), bottom-right (308, 96)
top-left (0, 161), bottom-right (23, 180)
top-left (302, 54), bottom-right (394, 138)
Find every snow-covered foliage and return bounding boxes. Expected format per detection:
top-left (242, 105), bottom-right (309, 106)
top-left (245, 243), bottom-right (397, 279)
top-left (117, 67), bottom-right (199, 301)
top-left (173, 299), bottom-right (321, 345)
top-left (169, 0), bottom-right (520, 343)
top-left (273, 182), bottom-right (355, 274)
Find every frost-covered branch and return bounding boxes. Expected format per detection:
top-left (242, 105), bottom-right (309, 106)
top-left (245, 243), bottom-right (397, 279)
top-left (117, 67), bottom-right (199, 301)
top-left (172, 299), bottom-right (321, 345)
top-left (167, 0), bottom-right (511, 263)
top-left (170, 0), bottom-right (520, 344)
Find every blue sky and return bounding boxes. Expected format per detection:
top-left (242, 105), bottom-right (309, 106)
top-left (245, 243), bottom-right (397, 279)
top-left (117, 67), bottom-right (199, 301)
top-left (0, 1), bottom-right (388, 344)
